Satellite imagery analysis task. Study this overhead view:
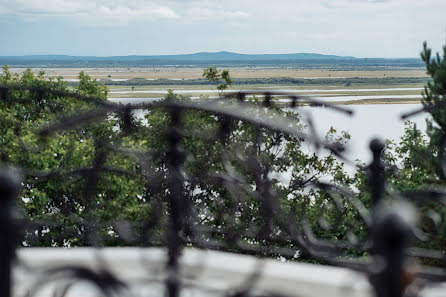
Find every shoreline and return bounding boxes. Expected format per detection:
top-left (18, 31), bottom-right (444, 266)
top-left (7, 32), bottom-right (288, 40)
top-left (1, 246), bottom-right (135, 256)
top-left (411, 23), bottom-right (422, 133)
top-left (8, 67), bottom-right (429, 80)
top-left (109, 96), bottom-right (423, 106)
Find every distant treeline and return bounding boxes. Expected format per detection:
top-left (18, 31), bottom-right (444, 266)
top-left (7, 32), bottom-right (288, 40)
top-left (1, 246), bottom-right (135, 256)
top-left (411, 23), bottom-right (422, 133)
top-left (91, 77), bottom-right (430, 86)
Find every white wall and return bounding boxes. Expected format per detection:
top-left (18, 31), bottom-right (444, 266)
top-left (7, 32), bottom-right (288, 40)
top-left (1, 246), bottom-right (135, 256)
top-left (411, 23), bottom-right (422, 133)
top-left (12, 248), bottom-right (446, 297)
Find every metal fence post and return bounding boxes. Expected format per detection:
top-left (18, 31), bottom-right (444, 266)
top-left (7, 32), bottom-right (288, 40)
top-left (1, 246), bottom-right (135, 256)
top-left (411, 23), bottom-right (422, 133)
top-left (367, 139), bottom-right (413, 297)
top-left (0, 87), bottom-right (8, 101)
top-left (368, 138), bottom-right (385, 209)
top-left (0, 169), bottom-right (20, 297)
top-left (165, 106), bottom-right (186, 297)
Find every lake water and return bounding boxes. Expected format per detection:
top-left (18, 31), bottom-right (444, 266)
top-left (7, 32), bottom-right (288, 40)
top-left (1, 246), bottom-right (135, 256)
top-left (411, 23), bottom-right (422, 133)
top-left (281, 94), bottom-right (422, 102)
top-left (109, 87), bottom-right (422, 95)
top-left (110, 97), bottom-right (428, 165)
top-left (297, 104), bottom-right (427, 164)
top-left (109, 87), bottom-right (423, 105)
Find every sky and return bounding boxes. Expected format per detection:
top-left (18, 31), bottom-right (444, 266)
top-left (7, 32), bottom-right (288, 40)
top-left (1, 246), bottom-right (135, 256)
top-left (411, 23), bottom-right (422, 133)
top-left (0, 0), bottom-right (445, 58)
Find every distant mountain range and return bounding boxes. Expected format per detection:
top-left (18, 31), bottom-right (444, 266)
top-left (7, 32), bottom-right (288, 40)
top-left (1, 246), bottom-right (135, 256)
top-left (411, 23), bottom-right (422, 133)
top-left (0, 51), bottom-right (422, 67)
top-left (1, 51), bottom-right (355, 60)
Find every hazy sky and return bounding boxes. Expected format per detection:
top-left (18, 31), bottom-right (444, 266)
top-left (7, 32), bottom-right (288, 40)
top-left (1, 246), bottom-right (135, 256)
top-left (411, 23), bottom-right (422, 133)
top-left (0, 0), bottom-right (445, 57)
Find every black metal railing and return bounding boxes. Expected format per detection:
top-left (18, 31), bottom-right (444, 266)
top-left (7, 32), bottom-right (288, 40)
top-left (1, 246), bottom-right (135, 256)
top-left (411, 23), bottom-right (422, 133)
top-left (1, 84), bottom-right (446, 297)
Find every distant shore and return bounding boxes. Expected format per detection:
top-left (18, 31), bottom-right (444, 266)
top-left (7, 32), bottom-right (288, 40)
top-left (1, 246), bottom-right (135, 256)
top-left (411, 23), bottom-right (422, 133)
top-left (8, 66), bottom-right (428, 80)
top-left (7, 66), bottom-right (428, 106)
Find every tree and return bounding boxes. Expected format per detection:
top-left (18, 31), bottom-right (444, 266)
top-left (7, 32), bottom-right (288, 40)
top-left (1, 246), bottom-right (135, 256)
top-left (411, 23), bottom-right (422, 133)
top-left (1, 66), bottom-right (354, 260)
top-left (355, 40), bottom-right (446, 264)
top-left (0, 67), bottom-right (146, 247)
top-left (202, 67), bottom-right (233, 92)
top-left (383, 40), bottom-right (446, 189)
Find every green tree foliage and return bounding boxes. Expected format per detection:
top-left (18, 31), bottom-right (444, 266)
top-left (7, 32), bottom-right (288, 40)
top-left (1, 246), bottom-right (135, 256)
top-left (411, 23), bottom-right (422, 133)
top-left (384, 40), bottom-right (446, 189)
top-left (167, 98), bottom-right (356, 257)
top-left (1, 66), bottom-right (355, 258)
top-left (362, 40), bottom-right (446, 263)
top-left (0, 67), bottom-right (146, 247)
top-left (202, 67), bottom-right (232, 91)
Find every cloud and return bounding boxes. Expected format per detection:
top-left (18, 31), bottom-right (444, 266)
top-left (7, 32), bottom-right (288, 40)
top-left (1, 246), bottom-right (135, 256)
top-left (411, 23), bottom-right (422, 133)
top-left (152, 7), bottom-right (178, 18)
top-left (0, 5), bottom-right (10, 14)
top-left (1, 0), bottom-right (88, 15)
top-left (183, 6), bottom-right (249, 21)
top-left (1, 0), bottom-right (445, 57)
top-left (0, 0), bottom-right (248, 24)
top-left (87, 5), bottom-right (179, 25)
top-left (0, 0), bottom-right (179, 24)
top-left (222, 11), bottom-right (249, 18)
top-left (321, 0), bottom-right (390, 9)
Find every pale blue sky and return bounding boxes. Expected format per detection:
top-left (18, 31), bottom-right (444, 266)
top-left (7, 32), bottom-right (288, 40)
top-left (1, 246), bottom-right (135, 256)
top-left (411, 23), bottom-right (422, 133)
top-left (0, 0), bottom-right (445, 57)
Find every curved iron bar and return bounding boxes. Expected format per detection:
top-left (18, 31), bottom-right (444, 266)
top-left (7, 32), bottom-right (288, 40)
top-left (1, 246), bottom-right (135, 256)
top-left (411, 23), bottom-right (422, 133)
top-left (23, 266), bottom-right (129, 297)
top-left (400, 100), bottom-right (446, 120)
top-left (222, 90), bottom-right (353, 115)
top-left (2, 84), bottom-right (446, 296)
top-left (30, 92), bottom-right (366, 252)
top-left (36, 99), bottom-right (352, 163)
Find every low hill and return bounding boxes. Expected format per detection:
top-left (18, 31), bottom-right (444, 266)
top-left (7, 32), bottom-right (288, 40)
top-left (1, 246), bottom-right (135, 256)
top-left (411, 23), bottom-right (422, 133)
top-left (0, 52), bottom-right (422, 68)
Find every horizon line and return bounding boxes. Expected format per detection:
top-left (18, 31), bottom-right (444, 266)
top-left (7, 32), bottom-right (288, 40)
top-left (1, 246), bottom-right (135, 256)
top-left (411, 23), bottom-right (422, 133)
top-left (0, 51), bottom-right (421, 60)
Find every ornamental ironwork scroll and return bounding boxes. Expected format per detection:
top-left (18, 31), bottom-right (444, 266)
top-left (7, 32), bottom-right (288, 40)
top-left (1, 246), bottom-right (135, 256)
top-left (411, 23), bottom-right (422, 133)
top-left (0, 83), bottom-right (445, 297)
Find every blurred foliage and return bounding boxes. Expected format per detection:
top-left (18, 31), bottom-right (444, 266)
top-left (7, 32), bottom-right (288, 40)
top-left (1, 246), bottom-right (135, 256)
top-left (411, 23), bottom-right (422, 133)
top-left (359, 40), bottom-right (446, 266)
top-left (1, 39), bottom-right (446, 268)
top-left (0, 66), bottom-right (356, 257)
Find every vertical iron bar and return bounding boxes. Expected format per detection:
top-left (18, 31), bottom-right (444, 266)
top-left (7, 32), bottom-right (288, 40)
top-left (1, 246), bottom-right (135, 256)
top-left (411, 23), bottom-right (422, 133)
top-left (263, 93), bottom-right (272, 108)
top-left (0, 169), bottom-right (20, 297)
top-left (218, 115), bottom-right (232, 146)
top-left (236, 92), bottom-right (245, 103)
top-left (81, 141), bottom-right (107, 246)
top-left (367, 138), bottom-right (411, 297)
top-left (165, 107), bottom-right (185, 297)
top-left (370, 208), bottom-right (411, 297)
top-left (0, 87), bottom-right (7, 101)
top-left (259, 166), bottom-right (274, 254)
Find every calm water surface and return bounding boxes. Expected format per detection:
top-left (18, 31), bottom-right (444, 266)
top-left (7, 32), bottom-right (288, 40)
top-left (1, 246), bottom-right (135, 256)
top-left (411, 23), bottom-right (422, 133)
top-left (298, 104), bottom-right (427, 164)
top-left (110, 97), bottom-right (428, 164)
top-left (109, 87), bottom-right (422, 95)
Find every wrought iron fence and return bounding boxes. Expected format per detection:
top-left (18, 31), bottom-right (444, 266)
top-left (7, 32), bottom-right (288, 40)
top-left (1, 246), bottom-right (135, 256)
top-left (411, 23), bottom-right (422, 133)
top-left (0, 83), bottom-right (446, 297)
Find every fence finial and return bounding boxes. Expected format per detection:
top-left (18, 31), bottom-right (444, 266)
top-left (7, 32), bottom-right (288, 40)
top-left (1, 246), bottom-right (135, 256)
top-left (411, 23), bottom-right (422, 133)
top-left (368, 138), bottom-right (385, 208)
